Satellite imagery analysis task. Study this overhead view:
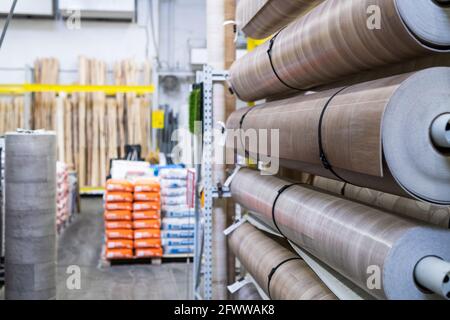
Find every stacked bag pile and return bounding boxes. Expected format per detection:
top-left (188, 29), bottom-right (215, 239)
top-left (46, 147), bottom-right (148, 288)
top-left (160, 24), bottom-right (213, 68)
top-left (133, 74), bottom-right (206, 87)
top-left (56, 162), bottom-right (70, 231)
top-left (104, 179), bottom-right (134, 260)
top-left (160, 168), bottom-right (195, 256)
top-left (133, 179), bottom-right (163, 258)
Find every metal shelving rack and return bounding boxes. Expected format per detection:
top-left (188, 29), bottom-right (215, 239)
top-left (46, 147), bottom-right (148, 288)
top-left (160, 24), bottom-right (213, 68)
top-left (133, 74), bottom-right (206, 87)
top-left (234, 212), bottom-right (373, 300)
top-left (191, 65), bottom-right (368, 301)
top-left (193, 65), bottom-right (229, 300)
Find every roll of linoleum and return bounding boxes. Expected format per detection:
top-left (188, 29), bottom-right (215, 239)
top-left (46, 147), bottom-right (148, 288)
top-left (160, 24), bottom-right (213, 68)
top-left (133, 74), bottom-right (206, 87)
top-left (229, 222), bottom-right (336, 300)
top-left (312, 176), bottom-right (450, 228)
top-left (5, 131), bottom-right (57, 300)
top-left (236, 0), bottom-right (323, 39)
top-left (230, 168), bottom-right (450, 300)
top-left (227, 68), bottom-right (450, 205)
top-left (230, 0), bottom-right (450, 102)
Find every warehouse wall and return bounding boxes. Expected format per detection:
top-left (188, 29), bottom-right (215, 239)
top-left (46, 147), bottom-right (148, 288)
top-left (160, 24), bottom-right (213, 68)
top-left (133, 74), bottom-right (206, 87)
top-left (0, 0), bottom-right (206, 116)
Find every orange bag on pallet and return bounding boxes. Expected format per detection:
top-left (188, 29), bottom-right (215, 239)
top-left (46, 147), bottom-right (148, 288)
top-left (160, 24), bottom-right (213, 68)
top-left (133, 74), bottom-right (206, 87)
top-left (105, 221), bottom-right (133, 230)
top-left (106, 239), bottom-right (134, 249)
top-left (133, 210), bottom-right (160, 220)
top-left (105, 202), bottom-right (133, 211)
top-left (106, 179), bottom-right (134, 193)
top-left (106, 229), bottom-right (134, 240)
top-left (133, 192), bottom-right (161, 202)
top-left (134, 179), bottom-right (160, 193)
top-left (106, 248), bottom-right (134, 260)
top-left (104, 210), bottom-right (132, 221)
top-left (133, 202), bottom-right (160, 211)
top-left (135, 247), bottom-right (163, 258)
top-left (133, 219), bottom-right (161, 230)
top-left (105, 192), bottom-right (133, 203)
top-left (134, 238), bottom-right (162, 249)
top-left (134, 229), bottom-right (161, 239)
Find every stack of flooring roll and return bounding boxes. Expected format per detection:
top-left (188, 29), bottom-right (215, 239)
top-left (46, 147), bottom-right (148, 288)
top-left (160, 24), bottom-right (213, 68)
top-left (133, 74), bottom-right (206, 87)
top-left (230, 0), bottom-right (450, 101)
top-left (227, 68), bottom-right (450, 205)
top-left (228, 222), bottom-right (336, 300)
top-left (236, 0), bottom-right (323, 39)
top-left (311, 176), bottom-right (450, 229)
top-left (230, 168), bottom-right (450, 300)
top-left (5, 131), bottom-right (57, 300)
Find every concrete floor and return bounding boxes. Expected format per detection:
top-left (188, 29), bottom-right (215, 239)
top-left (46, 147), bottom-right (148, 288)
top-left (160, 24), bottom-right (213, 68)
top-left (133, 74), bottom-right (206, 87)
top-left (57, 197), bottom-right (193, 300)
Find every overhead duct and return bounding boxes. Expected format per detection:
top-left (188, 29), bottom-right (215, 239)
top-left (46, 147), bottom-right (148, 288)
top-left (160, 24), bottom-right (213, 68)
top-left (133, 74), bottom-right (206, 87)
top-left (230, 168), bottom-right (450, 300)
top-left (236, 0), bottom-right (323, 40)
top-left (228, 222), bottom-right (336, 300)
top-left (227, 68), bottom-right (450, 205)
top-left (229, 0), bottom-right (450, 102)
top-left (5, 131), bottom-right (57, 300)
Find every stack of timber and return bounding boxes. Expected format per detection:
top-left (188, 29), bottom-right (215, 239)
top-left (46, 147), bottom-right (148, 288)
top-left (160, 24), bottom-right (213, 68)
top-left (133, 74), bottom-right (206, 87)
top-left (33, 58), bottom-right (59, 130)
top-left (0, 97), bottom-right (24, 135)
top-left (32, 57), bottom-right (152, 188)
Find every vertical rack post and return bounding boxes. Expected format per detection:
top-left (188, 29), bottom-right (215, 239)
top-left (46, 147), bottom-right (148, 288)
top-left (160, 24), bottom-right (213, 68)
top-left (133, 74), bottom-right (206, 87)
top-left (193, 65), bottom-right (229, 300)
top-left (201, 65), bottom-right (214, 300)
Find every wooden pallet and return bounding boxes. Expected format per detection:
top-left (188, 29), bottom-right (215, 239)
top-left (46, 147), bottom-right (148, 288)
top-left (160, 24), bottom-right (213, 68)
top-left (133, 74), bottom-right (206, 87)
top-left (98, 244), bottom-right (162, 268)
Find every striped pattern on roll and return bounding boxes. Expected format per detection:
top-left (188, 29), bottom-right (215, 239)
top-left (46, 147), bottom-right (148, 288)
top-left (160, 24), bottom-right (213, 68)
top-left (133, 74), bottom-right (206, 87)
top-left (312, 176), bottom-right (450, 229)
top-left (5, 132), bottom-right (57, 300)
top-left (230, 0), bottom-right (450, 102)
top-left (230, 168), bottom-right (450, 300)
top-left (228, 222), bottom-right (336, 300)
top-left (236, 0), bottom-right (322, 39)
top-left (227, 68), bottom-right (450, 205)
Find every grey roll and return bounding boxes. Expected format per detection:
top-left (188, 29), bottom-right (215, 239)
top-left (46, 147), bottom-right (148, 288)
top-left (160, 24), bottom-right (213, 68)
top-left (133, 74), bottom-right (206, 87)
top-left (395, 0), bottom-right (450, 49)
top-left (1, 139), bottom-right (4, 263)
top-left (5, 131), bottom-right (57, 300)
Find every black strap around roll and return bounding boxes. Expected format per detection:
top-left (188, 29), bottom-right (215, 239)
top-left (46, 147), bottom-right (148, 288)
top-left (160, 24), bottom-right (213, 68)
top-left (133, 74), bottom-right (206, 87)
top-left (238, 107), bottom-right (255, 159)
top-left (267, 29), bottom-right (303, 92)
top-left (267, 257), bottom-right (302, 299)
top-left (272, 183), bottom-right (301, 238)
top-left (318, 87), bottom-right (350, 183)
